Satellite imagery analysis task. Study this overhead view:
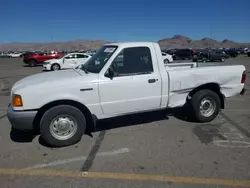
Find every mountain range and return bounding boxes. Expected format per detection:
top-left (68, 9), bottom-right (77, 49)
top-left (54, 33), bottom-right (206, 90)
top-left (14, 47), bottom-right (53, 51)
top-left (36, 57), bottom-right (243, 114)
top-left (0, 35), bottom-right (249, 51)
top-left (158, 35), bottom-right (250, 50)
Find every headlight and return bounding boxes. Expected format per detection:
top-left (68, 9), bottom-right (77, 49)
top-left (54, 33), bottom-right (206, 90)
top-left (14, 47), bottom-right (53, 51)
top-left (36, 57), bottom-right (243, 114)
top-left (12, 94), bottom-right (23, 107)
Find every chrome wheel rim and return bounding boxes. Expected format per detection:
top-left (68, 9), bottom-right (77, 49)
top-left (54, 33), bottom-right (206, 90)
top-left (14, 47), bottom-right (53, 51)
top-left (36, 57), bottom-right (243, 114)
top-left (199, 97), bottom-right (216, 117)
top-left (50, 115), bottom-right (78, 140)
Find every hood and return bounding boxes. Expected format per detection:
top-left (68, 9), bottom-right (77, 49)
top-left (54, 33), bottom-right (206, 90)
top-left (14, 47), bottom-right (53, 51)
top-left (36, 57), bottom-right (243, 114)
top-left (12, 69), bottom-right (82, 92)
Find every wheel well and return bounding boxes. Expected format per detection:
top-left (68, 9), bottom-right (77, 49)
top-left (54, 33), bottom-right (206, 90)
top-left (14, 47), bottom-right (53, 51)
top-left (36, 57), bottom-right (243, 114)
top-left (164, 59), bottom-right (169, 63)
top-left (33, 100), bottom-right (95, 134)
top-left (188, 83), bottom-right (225, 109)
top-left (52, 63), bottom-right (60, 66)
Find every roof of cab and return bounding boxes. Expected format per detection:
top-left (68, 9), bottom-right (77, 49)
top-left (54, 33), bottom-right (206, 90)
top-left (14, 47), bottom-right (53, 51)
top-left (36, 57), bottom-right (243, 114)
top-left (104, 42), bottom-right (157, 47)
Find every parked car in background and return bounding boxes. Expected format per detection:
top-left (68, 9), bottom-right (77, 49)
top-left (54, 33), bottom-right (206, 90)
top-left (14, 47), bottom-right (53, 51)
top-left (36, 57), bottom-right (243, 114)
top-left (7, 42), bottom-right (246, 147)
top-left (85, 50), bottom-right (96, 56)
top-left (193, 50), bottom-right (229, 62)
top-left (0, 53), bottom-right (11, 58)
top-left (23, 51), bottom-right (64, 67)
top-left (247, 51), bottom-right (250, 57)
top-left (20, 51), bottom-right (35, 58)
top-left (236, 48), bottom-right (245, 54)
top-left (43, 53), bottom-right (92, 71)
top-left (8, 52), bottom-right (23, 57)
top-left (161, 51), bottom-right (173, 63)
top-left (226, 49), bottom-right (238, 58)
top-left (172, 49), bottom-right (196, 60)
top-left (164, 49), bottom-right (177, 55)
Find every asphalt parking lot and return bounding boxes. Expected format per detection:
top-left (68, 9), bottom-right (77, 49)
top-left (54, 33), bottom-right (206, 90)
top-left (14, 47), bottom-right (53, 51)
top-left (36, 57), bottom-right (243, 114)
top-left (0, 57), bottom-right (250, 188)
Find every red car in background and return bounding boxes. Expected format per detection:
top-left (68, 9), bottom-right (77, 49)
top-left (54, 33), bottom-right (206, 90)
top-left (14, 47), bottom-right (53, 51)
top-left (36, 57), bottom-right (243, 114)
top-left (23, 51), bottom-right (64, 67)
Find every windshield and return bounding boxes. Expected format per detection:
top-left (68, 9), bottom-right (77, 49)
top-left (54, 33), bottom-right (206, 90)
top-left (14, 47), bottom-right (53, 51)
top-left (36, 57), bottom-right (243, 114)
top-left (81, 45), bottom-right (118, 73)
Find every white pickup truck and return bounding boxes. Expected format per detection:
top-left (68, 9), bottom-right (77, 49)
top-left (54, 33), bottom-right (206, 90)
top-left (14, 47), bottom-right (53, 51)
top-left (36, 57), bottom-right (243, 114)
top-left (7, 42), bottom-right (246, 147)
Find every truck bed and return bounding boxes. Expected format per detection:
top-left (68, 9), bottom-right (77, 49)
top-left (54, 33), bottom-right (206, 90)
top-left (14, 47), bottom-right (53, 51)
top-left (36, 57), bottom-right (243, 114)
top-left (164, 62), bottom-right (242, 71)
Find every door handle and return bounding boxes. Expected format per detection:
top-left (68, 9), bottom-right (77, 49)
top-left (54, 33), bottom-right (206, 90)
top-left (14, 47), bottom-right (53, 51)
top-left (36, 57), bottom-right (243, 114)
top-left (148, 79), bottom-right (158, 83)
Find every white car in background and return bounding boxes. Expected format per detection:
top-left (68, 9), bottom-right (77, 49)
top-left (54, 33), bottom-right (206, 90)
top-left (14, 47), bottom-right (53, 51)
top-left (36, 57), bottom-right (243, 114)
top-left (162, 52), bottom-right (173, 64)
top-left (8, 52), bottom-right (23, 58)
top-left (43, 53), bottom-right (92, 71)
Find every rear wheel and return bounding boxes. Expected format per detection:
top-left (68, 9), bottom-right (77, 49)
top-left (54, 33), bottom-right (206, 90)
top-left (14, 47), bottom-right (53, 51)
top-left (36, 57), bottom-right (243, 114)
top-left (190, 89), bottom-right (221, 123)
top-left (29, 59), bottom-right (37, 67)
top-left (40, 105), bottom-right (86, 147)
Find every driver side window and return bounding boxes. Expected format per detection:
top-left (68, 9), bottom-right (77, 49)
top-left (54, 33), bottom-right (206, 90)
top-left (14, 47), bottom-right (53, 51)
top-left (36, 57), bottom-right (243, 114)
top-left (111, 47), bottom-right (153, 76)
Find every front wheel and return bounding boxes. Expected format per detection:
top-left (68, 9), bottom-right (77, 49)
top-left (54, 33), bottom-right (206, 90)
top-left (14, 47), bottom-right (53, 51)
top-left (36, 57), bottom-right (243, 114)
top-left (40, 105), bottom-right (86, 147)
top-left (190, 89), bottom-right (221, 123)
top-left (51, 63), bottom-right (60, 71)
top-left (164, 59), bottom-right (169, 64)
top-left (202, 57), bottom-right (207, 63)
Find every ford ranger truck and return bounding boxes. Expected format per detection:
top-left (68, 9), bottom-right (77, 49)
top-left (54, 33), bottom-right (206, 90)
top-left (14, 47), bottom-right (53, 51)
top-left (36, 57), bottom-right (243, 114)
top-left (7, 42), bottom-right (246, 147)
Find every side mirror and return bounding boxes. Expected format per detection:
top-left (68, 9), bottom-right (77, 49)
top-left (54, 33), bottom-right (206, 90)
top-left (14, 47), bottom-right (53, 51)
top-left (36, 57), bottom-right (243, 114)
top-left (105, 67), bottom-right (114, 80)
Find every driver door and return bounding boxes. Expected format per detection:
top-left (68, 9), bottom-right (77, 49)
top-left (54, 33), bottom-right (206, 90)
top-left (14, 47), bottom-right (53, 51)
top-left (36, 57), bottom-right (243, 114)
top-left (98, 46), bottom-right (162, 115)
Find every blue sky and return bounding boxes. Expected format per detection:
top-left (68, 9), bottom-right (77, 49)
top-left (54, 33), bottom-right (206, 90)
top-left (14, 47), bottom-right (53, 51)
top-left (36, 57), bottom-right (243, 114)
top-left (1, 0), bottom-right (250, 43)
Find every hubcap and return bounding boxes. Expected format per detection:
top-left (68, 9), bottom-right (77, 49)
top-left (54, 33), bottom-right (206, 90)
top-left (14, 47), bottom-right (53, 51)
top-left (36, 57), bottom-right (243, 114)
top-left (50, 115), bottom-right (78, 140)
top-left (199, 97), bottom-right (216, 117)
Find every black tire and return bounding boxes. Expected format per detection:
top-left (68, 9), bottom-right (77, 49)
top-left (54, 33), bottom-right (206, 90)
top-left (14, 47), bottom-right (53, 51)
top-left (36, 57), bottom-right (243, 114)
top-left (51, 63), bottom-right (61, 71)
top-left (190, 89), bottom-right (221, 123)
top-left (192, 55), bottom-right (197, 62)
top-left (40, 105), bottom-right (86, 147)
top-left (29, 59), bottom-right (37, 67)
top-left (164, 59), bottom-right (169, 64)
top-left (220, 57), bottom-right (225, 62)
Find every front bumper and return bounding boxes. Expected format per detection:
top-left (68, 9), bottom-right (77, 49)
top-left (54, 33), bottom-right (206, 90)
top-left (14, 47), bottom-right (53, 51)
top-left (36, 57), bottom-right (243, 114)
top-left (7, 105), bottom-right (37, 130)
top-left (43, 64), bottom-right (51, 71)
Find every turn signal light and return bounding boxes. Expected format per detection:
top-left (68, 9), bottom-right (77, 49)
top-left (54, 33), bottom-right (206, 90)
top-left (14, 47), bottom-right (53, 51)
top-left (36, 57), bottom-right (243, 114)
top-left (12, 94), bottom-right (23, 107)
